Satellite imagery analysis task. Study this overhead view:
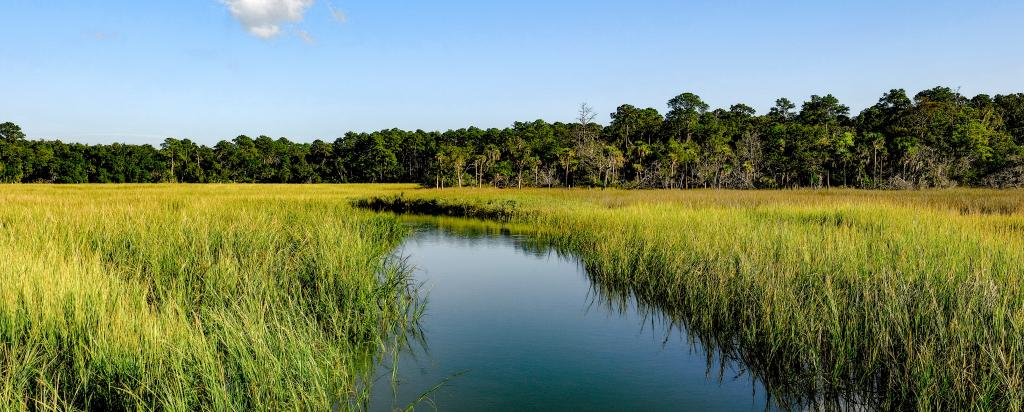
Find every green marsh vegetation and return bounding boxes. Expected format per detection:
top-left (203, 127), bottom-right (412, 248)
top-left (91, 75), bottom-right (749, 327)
top-left (0, 184), bottom-right (423, 410)
top-left (3, 184), bottom-right (1024, 410)
top-left (362, 188), bottom-right (1024, 410)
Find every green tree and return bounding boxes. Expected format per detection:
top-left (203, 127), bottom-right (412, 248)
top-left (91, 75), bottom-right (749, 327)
top-left (665, 92), bottom-right (709, 141)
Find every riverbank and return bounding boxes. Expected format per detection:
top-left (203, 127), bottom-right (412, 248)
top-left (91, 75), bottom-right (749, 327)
top-left (0, 185), bottom-right (421, 410)
top-left (356, 187), bottom-right (1024, 410)
top-left (2, 185), bottom-right (1022, 410)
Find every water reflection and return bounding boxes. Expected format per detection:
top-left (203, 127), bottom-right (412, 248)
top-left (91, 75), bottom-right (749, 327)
top-left (418, 217), bottom-right (890, 411)
top-left (366, 217), bottom-right (794, 411)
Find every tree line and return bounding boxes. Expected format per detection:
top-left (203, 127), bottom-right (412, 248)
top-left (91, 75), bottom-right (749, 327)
top-left (2, 86), bottom-right (1023, 188)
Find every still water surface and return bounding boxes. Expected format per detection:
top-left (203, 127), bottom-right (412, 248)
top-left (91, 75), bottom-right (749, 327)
top-left (369, 222), bottom-right (775, 411)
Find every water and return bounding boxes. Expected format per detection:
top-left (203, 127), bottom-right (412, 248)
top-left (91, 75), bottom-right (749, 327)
top-left (369, 222), bottom-right (776, 411)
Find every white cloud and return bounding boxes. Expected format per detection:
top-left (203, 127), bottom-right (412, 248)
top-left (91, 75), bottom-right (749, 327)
top-left (297, 30), bottom-right (315, 44)
top-left (222, 0), bottom-right (315, 39)
top-left (327, 1), bottom-right (347, 23)
top-left (330, 8), bottom-right (347, 23)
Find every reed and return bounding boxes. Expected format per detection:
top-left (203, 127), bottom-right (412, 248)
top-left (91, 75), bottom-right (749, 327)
top-left (364, 187), bottom-right (1024, 410)
top-left (0, 184), bottom-right (421, 411)
top-left (5, 184), bottom-right (1023, 410)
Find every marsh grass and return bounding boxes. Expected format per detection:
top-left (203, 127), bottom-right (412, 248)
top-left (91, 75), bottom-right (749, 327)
top-left (360, 187), bottom-right (1024, 410)
top-left (0, 184), bottom-right (421, 411)
top-left (5, 184), bottom-right (1023, 410)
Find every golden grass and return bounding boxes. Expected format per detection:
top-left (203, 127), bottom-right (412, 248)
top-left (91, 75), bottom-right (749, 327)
top-left (365, 187), bottom-right (1024, 410)
top-left (0, 184), bottom-right (419, 411)
top-left (4, 184), bottom-right (1023, 410)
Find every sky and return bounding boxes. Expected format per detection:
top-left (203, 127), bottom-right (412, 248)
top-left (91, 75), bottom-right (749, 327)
top-left (1, 0), bottom-right (1022, 145)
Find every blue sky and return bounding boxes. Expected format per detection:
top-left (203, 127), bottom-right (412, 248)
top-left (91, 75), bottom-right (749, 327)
top-left (1, 0), bottom-right (1022, 145)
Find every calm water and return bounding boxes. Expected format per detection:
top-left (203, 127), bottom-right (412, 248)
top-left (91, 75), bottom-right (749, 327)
top-left (368, 222), bottom-right (776, 411)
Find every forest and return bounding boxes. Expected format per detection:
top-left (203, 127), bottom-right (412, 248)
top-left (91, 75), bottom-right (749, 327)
top-left (2, 86), bottom-right (1023, 189)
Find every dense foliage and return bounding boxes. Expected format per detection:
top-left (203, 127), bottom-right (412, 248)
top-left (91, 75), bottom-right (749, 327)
top-left (2, 86), bottom-right (1022, 188)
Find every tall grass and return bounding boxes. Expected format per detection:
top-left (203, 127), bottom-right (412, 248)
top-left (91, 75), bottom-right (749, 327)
top-left (361, 187), bottom-right (1024, 410)
top-left (0, 184), bottom-right (421, 410)
top-left (6, 184), bottom-right (1023, 410)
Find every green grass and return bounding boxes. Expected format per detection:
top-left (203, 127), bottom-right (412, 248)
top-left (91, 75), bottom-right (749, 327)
top-left (4, 185), bottom-right (1024, 410)
top-left (361, 187), bottom-right (1024, 411)
top-left (0, 184), bottom-right (422, 411)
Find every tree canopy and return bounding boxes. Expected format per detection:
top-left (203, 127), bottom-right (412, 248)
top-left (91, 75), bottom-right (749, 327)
top-left (2, 86), bottom-right (1022, 188)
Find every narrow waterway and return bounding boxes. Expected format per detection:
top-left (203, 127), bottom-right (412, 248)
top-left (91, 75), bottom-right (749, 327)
top-left (369, 221), bottom-right (777, 411)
